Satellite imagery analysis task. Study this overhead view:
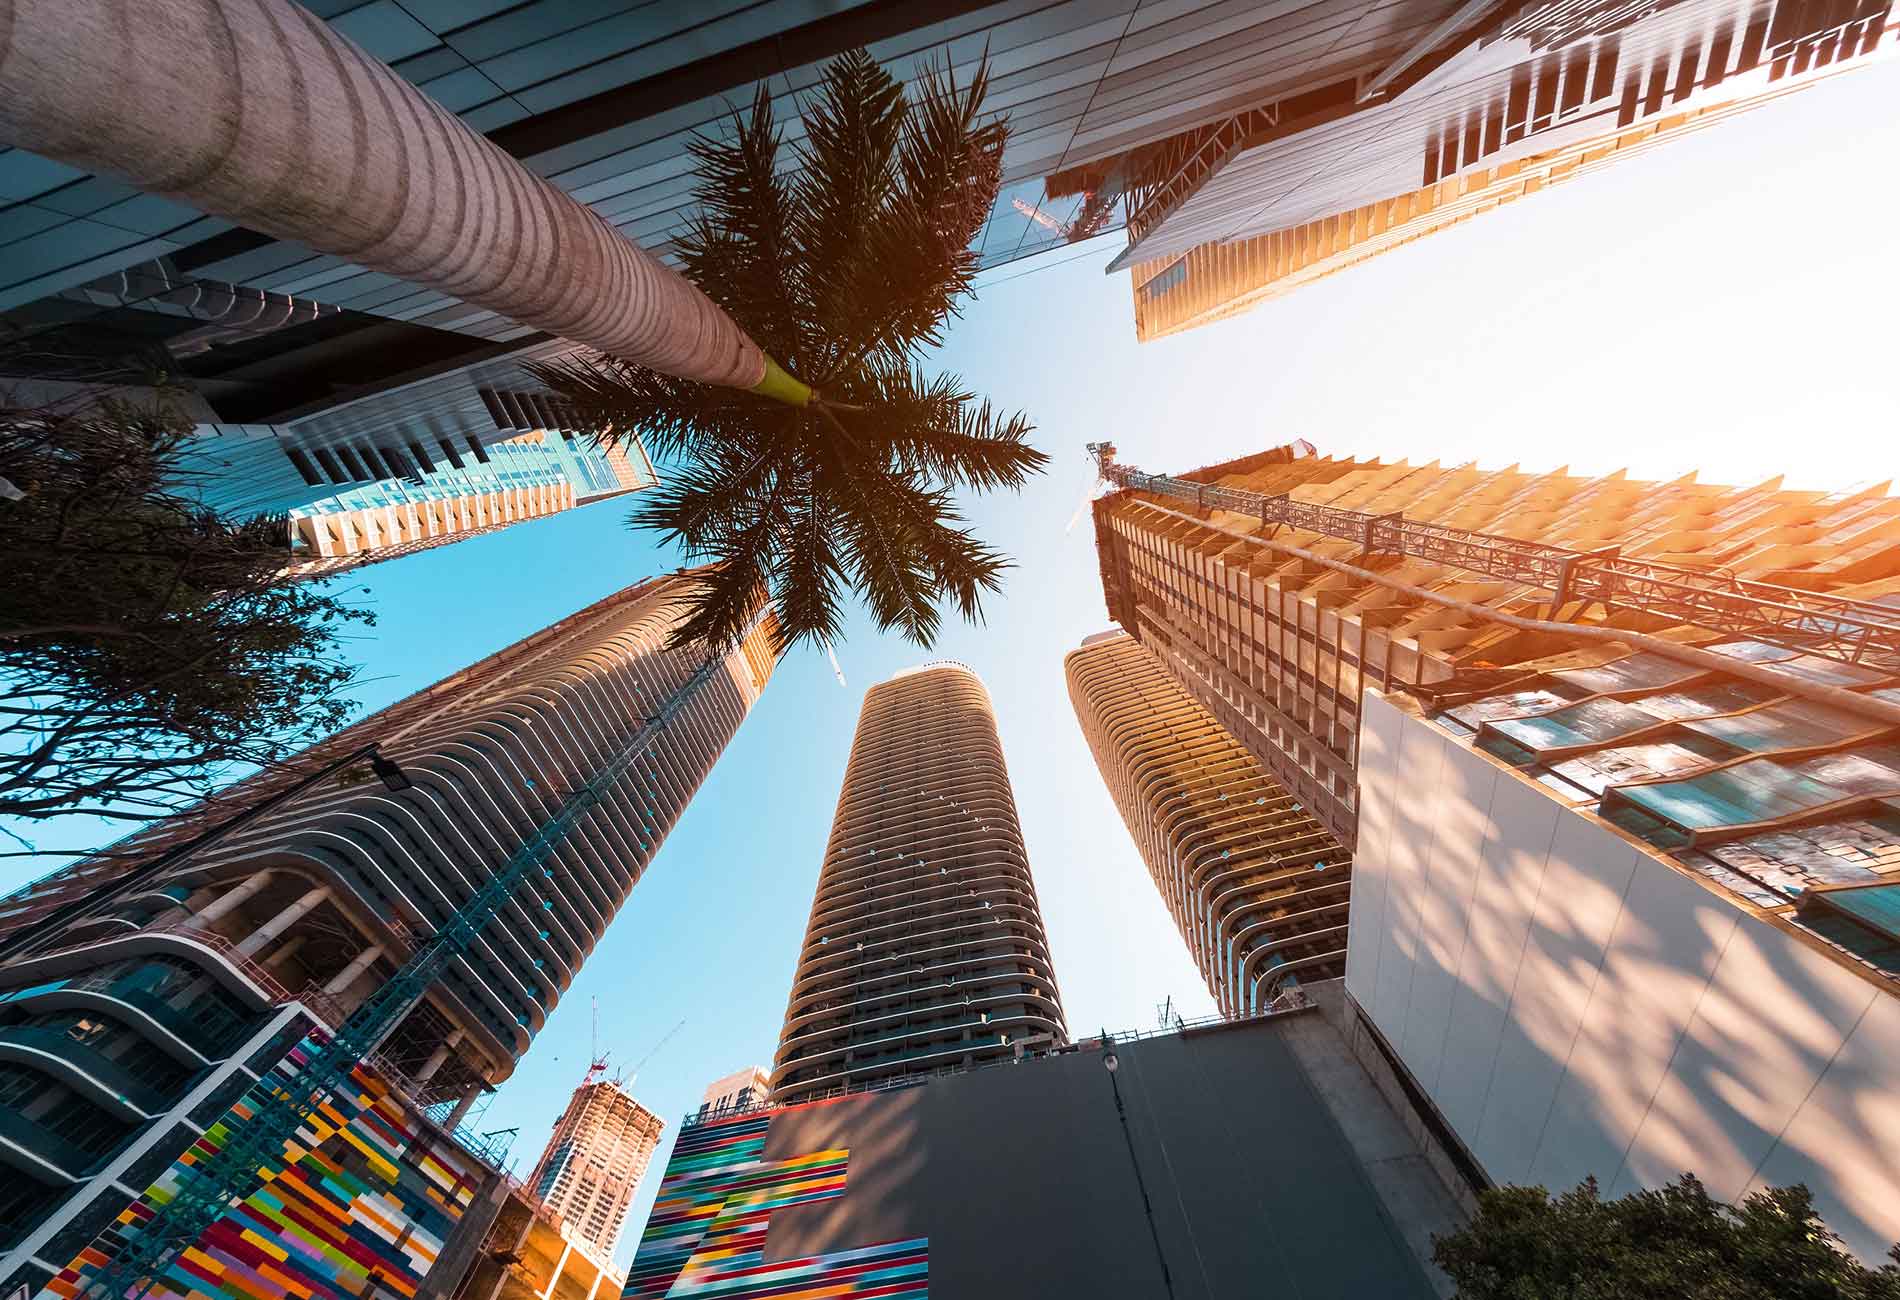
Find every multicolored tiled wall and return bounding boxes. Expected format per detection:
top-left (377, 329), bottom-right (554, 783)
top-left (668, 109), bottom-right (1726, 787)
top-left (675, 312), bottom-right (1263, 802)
top-left (625, 1102), bottom-right (927, 1299)
top-left (42, 1030), bottom-right (496, 1300)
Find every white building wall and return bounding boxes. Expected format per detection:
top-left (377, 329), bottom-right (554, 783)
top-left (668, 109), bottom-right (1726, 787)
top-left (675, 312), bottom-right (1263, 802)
top-left (1346, 691), bottom-right (1900, 1262)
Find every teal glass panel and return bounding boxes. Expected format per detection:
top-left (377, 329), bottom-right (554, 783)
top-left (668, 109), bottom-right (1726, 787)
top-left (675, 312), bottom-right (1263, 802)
top-left (1684, 698), bottom-right (1873, 753)
top-left (1488, 698), bottom-right (1664, 753)
top-left (1551, 652), bottom-right (1703, 695)
top-left (1442, 688), bottom-right (1574, 733)
top-left (1609, 758), bottom-right (1848, 830)
top-left (1549, 734), bottom-right (1733, 796)
top-left (1770, 654), bottom-right (1890, 689)
top-left (1816, 884), bottom-right (1900, 941)
top-left (1635, 681), bottom-right (1779, 720)
top-left (1792, 745), bottom-right (1900, 797)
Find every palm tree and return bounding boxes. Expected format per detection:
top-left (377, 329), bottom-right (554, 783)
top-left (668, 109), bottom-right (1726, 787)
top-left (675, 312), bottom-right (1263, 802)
top-left (0, 0), bottom-right (799, 399)
top-left (3, 4), bottom-right (1045, 651)
top-left (533, 52), bottom-right (1046, 653)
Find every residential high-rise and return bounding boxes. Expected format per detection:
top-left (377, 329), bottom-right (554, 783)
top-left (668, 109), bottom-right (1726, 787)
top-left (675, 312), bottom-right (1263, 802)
top-left (525, 1071), bottom-right (665, 1260)
top-left (0, 571), bottom-right (776, 1279)
top-left (1089, 442), bottom-right (1900, 848)
top-left (771, 664), bottom-right (1066, 1103)
top-left (1064, 0), bottom-right (1900, 340)
top-left (697, 1065), bottom-right (771, 1118)
top-left (1066, 630), bottom-right (1350, 1016)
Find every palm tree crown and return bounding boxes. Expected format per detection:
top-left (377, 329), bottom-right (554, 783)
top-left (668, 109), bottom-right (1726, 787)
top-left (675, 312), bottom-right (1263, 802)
top-left (535, 51), bottom-right (1048, 653)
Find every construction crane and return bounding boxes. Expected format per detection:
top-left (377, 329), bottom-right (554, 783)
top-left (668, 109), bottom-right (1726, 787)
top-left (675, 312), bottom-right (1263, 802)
top-left (1087, 442), bottom-right (1900, 670)
top-left (581, 995), bottom-right (611, 1087)
top-left (84, 653), bottom-right (728, 1300)
top-left (623, 1016), bottom-right (686, 1086)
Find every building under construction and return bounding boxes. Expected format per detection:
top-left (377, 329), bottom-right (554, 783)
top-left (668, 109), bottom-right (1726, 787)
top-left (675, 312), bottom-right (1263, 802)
top-left (1085, 440), bottom-right (1900, 1259)
top-left (525, 1069), bottom-right (665, 1262)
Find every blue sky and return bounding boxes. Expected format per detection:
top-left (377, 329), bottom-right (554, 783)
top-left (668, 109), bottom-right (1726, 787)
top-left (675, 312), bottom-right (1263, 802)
top-left (5, 57), bottom-right (1898, 1271)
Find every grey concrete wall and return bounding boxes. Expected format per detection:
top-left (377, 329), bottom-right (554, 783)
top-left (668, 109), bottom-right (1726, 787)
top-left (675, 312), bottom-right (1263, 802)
top-left (757, 1014), bottom-right (1442, 1299)
top-left (1347, 691), bottom-right (1900, 1263)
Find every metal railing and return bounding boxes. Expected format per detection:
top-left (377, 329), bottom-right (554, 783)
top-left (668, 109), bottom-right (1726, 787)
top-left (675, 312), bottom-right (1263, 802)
top-left (1093, 448), bottom-right (1900, 670)
top-left (685, 993), bottom-right (1316, 1129)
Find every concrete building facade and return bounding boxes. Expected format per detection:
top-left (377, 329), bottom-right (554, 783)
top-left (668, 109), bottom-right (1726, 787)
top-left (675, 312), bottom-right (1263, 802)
top-left (697, 1065), bottom-right (771, 1119)
top-left (772, 664), bottom-right (1066, 1103)
top-left (1066, 629), bottom-right (1351, 1016)
top-left (1348, 659), bottom-right (1900, 1262)
top-left (525, 1074), bottom-right (664, 1260)
top-left (0, 572), bottom-right (776, 1273)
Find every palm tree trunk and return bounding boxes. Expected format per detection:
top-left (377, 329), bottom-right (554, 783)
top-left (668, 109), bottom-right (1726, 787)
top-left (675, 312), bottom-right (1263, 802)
top-left (0, 0), bottom-right (811, 403)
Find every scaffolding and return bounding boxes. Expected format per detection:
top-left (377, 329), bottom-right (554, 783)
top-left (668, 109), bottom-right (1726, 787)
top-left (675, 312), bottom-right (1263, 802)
top-left (1089, 444), bottom-right (1900, 672)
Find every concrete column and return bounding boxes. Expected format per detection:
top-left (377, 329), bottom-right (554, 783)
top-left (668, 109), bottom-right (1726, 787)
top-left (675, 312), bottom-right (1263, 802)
top-left (262, 934), bottom-right (307, 970)
top-left (538, 1242), bottom-right (573, 1300)
top-left (443, 1083), bottom-right (481, 1131)
top-left (322, 943), bottom-right (385, 994)
top-left (232, 884), bottom-right (329, 958)
top-left (148, 884), bottom-right (219, 930)
top-left (188, 871), bottom-right (273, 930)
top-left (414, 1028), bottom-right (466, 1084)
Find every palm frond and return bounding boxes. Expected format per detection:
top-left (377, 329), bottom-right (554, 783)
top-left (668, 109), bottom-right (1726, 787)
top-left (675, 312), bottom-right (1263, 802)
top-left (677, 84), bottom-right (805, 361)
top-left (541, 48), bottom-right (1044, 654)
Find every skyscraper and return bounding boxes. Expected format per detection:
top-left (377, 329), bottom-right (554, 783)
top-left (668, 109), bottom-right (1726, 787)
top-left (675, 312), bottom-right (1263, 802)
top-left (698, 1065), bottom-right (771, 1118)
top-left (0, 571), bottom-right (776, 1270)
top-left (1071, 0), bottom-right (1900, 340)
top-left (1066, 630), bottom-right (1350, 1017)
top-left (1086, 442), bottom-right (1900, 1261)
top-left (1089, 442), bottom-right (1900, 847)
top-left (525, 1071), bottom-right (664, 1260)
top-left (771, 664), bottom-right (1066, 1103)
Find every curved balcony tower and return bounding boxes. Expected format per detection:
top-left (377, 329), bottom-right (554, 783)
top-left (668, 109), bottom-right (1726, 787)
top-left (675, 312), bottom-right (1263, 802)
top-left (1066, 630), bottom-right (1350, 1017)
top-left (0, 571), bottom-right (776, 1262)
top-left (772, 664), bottom-right (1067, 1103)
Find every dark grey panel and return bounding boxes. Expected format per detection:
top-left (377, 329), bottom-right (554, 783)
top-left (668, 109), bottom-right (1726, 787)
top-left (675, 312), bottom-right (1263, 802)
top-left (759, 1017), bottom-right (1438, 1300)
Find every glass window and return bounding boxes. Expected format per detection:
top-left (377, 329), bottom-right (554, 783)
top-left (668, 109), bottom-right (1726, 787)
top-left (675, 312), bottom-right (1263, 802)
top-left (1634, 680), bottom-right (1779, 721)
top-left (1683, 698), bottom-right (1875, 753)
top-left (1486, 698), bottom-right (1667, 754)
top-left (1549, 735), bottom-right (1733, 796)
top-left (1550, 652), bottom-right (1704, 695)
top-left (1606, 758), bottom-right (1850, 832)
top-left (1791, 745), bottom-right (1900, 798)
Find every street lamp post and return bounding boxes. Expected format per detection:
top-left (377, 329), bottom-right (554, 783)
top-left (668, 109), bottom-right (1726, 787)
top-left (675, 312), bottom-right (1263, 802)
top-left (0, 741), bottom-right (410, 965)
top-left (1102, 1033), bottom-right (1178, 1300)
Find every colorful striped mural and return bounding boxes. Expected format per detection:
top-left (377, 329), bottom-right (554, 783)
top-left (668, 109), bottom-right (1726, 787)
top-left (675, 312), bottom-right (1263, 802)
top-left (624, 1102), bottom-right (927, 1299)
top-left (41, 1030), bottom-right (495, 1300)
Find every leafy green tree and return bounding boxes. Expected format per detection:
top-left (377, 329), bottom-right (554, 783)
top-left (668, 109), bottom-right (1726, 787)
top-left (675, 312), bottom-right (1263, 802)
top-left (0, 397), bottom-right (369, 829)
top-left (535, 51), bottom-right (1047, 652)
top-left (1432, 1175), bottom-right (1900, 1299)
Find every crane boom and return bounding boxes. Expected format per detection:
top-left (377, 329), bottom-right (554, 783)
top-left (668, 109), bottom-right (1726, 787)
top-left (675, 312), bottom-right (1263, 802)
top-left (85, 654), bottom-right (725, 1300)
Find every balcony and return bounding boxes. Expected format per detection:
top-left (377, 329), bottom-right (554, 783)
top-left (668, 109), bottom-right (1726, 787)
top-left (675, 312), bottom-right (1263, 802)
top-left (0, 1024), bottom-right (181, 1117)
top-left (0, 1107), bottom-right (93, 1183)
